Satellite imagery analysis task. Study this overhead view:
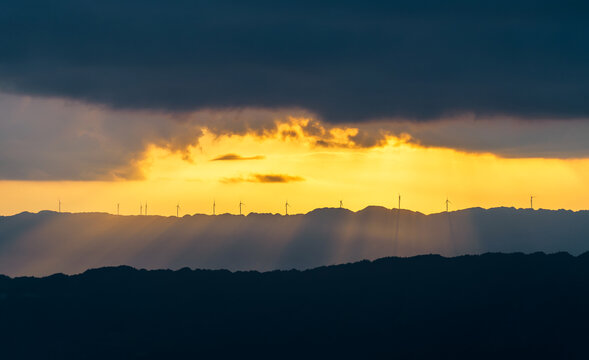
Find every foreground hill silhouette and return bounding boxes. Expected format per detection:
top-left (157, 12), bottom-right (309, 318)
top-left (1, 207), bottom-right (589, 276)
top-left (1, 253), bottom-right (589, 359)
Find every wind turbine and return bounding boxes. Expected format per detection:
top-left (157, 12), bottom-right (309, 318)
top-left (117, 203), bottom-right (120, 216)
top-left (176, 203), bottom-right (180, 217)
top-left (445, 197), bottom-right (451, 212)
top-left (239, 201), bottom-right (245, 215)
top-left (398, 194), bottom-right (401, 211)
top-left (530, 195), bottom-right (535, 210)
top-left (145, 202), bottom-right (148, 216)
top-left (58, 199), bottom-right (61, 213)
top-left (140, 203), bottom-right (143, 215)
top-left (213, 200), bottom-right (216, 215)
top-left (339, 200), bottom-right (343, 209)
top-left (285, 200), bottom-right (290, 215)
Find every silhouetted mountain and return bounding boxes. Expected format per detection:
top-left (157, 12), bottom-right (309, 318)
top-left (1, 253), bottom-right (589, 359)
top-left (1, 207), bottom-right (589, 276)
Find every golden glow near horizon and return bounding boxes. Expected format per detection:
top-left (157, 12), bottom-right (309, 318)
top-left (1, 118), bottom-right (589, 216)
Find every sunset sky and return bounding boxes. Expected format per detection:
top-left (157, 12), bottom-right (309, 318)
top-left (2, 1), bottom-right (589, 216)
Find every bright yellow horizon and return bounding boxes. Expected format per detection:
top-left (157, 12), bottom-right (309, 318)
top-left (1, 118), bottom-right (589, 216)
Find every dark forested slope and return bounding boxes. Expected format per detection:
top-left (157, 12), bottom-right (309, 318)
top-left (1, 252), bottom-right (589, 359)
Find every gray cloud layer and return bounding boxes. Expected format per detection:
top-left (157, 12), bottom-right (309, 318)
top-left (1, 1), bottom-right (589, 122)
top-left (0, 93), bottom-right (308, 180)
top-left (0, 94), bottom-right (204, 180)
top-left (388, 117), bottom-right (589, 159)
top-left (2, 92), bottom-right (589, 181)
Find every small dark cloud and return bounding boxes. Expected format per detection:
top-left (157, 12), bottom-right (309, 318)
top-left (221, 174), bottom-right (305, 184)
top-left (252, 174), bottom-right (304, 183)
top-left (211, 153), bottom-right (265, 161)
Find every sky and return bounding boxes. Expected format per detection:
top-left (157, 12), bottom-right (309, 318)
top-left (1, 0), bottom-right (589, 216)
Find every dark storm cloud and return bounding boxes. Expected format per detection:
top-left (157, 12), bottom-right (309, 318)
top-left (211, 154), bottom-right (265, 161)
top-left (1, 1), bottom-right (589, 122)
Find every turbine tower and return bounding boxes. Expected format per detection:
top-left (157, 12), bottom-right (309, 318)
top-left (213, 200), bottom-right (216, 215)
top-left (239, 201), bottom-right (245, 215)
top-left (445, 197), bottom-right (451, 212)
top-left (398, 194), bottom-right (401, 211)
top-left (339, 200), bottom-right (343, 208)
top-left (285, 200), bottom-right (290, 215)
top-left (145, 202), bottom-right (148, 216)
top-left (140, 203), bottom-right (143, 216)
top-left (117, 203), bottom-right (120, 216)
top-left (58, 199), bottom-right (61, 213)
top-left (176, 203), bottom-right (180, 217)
top-left (530, 195), bottom-right (535, 210)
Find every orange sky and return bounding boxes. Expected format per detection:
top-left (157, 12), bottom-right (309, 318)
top-left (2, 118), bottom-right (588, 216)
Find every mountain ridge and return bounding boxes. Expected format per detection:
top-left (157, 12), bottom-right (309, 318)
top-left (4, 205), bottom-right (588, 219)
top-left (0, 251), bottom-right (583, 280)
top-left (1, 206), bottom-right (589, 277)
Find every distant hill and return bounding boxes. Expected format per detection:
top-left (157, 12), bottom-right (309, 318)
top-left (1, 253), bottom-right (589, 359)
top-left (1, 207), bottom-right (589, 276)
